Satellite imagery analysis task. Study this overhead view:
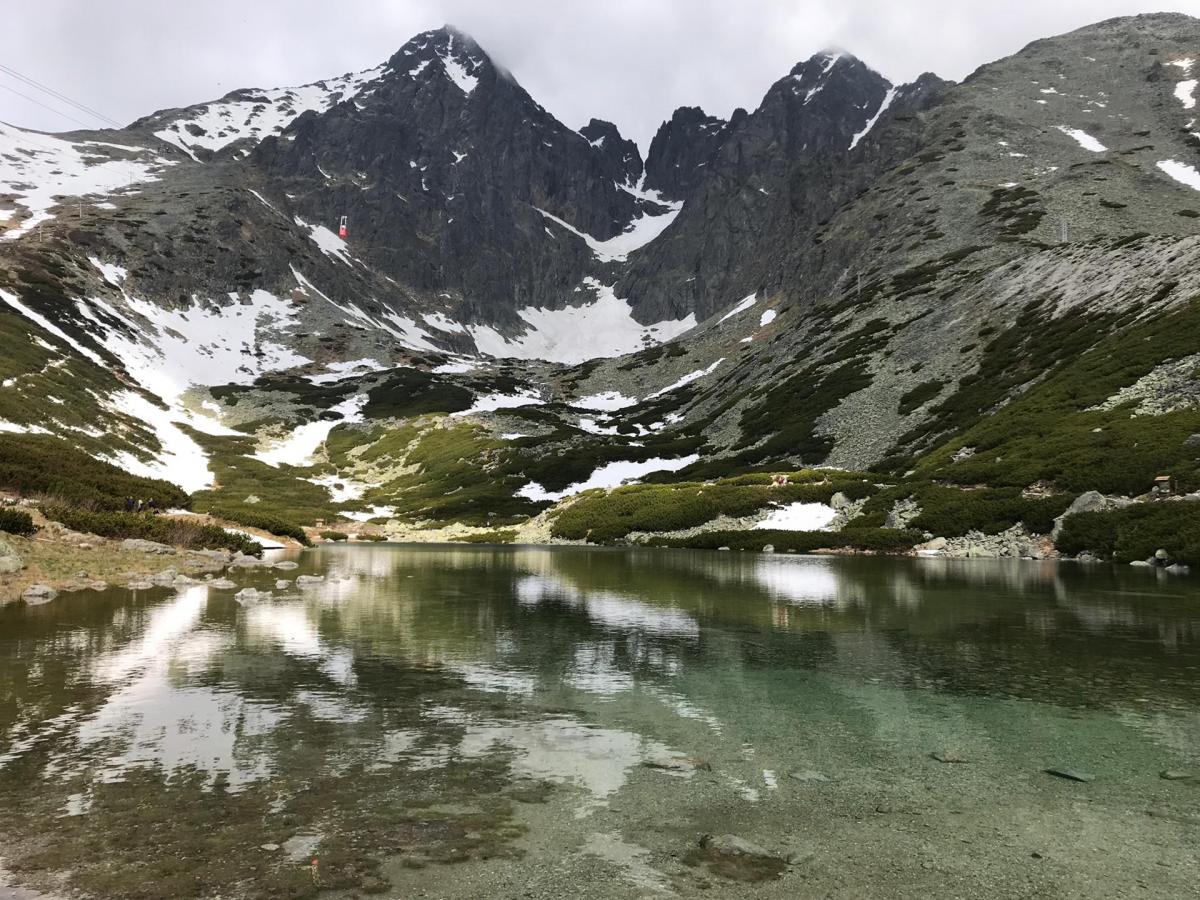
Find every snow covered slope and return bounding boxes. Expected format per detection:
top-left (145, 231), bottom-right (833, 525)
top-left (146, 65), bottom-right (389, 159)
top-left (0, 123), bottom-right (174, 238)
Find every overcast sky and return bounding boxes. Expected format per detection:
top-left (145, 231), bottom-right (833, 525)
top-left (5, 0), bottom-right (1200, 149)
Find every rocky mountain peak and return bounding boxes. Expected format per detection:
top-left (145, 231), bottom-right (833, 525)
top-left (384, 25), bottom-right (491, 97)
top-left (643, 106), bottom-right (735, 198)
top-left (579, 118), bottom-right (644, 186)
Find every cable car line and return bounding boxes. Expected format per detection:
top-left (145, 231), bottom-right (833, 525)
top-left (0, 62), bottom-right (123, 128)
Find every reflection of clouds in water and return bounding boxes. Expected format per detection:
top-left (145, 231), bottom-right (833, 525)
top-left (429, 705), bottom-right (675, 808)
top-left (750, 556), bottom-right (840, 606)
top-left (9, 587), bottom-right (380, 791)
top-left (450, 662), bottom-right (539, 696)
top-left (515, 574), bottom-right (700, 638)
top-left (243, 603), bottom-right (356, 686)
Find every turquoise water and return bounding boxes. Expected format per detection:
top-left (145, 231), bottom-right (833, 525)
top-left (1, 546), bottom-right (1198, 898)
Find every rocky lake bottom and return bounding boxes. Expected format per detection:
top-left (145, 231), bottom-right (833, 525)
top-left (0, 545), bottom-right (1198, 899)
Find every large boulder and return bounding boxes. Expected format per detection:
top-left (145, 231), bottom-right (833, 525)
top-left (0, 538), bottom-right (24, 575)
top-left (1052, 490), bottom-right (1110, 539)
top-left (22, 584), bottom-right (57, 604)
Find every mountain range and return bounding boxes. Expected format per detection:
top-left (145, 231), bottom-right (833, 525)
top-left (2, 12), bottom-right (1200, 555)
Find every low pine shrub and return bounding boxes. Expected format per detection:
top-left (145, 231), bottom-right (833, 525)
top-left (0, 434), bottom-right (188, 510)
top-left (0, 508), bottom-right (36, 536)
top-left (1055, 501), bottom-right (1200, 564)
top-left (319, 530), bottom-right (349, 542)
top-left (40, 506), bottom-right (261, 557)
top-left (211, 507), bottom-right (313, 547)
top-left (652, 528), bottom-right (924, 554)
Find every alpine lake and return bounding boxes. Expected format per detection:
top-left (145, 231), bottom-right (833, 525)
top-left (0, 545), bottom-right (1198, 899)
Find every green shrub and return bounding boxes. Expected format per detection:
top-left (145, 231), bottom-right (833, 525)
top-left (319, 530), bottom-right (349, 542)
top-left (898, 380), bottom-right (945, 415)
top-left (852, 483), bottom-right (1069, 536)
top-left (40, 506), bottom-right (261, 557)
top-left (0, 434), bottom-right (188, 510)
top-left (0, 508), bottom-right (36, 536)
top-left (209, 507), bottom-right (313, 547)
top-left (651, 528), bottom-right (924, 554)
top-left (1055, 501), bottom-right (1200, 564)
top-left (354, 533), bottom-right (386, 542)
top-left (551, 476), bottom-right (878, 544)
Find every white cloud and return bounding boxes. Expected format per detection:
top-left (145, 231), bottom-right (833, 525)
top-left (4, 2), bottom-right (1196, 150)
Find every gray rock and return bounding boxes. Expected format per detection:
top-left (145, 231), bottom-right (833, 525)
top-left (0, 537), bottom-right (24, 574)
top-left (87, 581), bottom-right (108, 591)
top-left (21, 584), bottom-right (57, 604)
top-left (209, 578), bottom-right (238, 589)
top-left (761, 544), bottom-right (775, 554)
top-left (787, 769), bottom-right (830, 783)
top-left (1052, 491), bottom-right (1109, 539)
top-left (1130, 559), bottom-right (1153, 567)
top-left (121, 538), bottom-right (175, 555)
top-left (915, 536), bottom-right (947, 554)
top-left (126, 581), bottom-right (154, 591)
top-left (296, 574), bottom-right (325, 586)
top-left (699, 833), bottom-right (781, 861)
top-left (1044, 767), bottom-right (1095, 783)
top-left (259, 843), bottom-right (281, 852)
top-left (1160, 769), bottom-right (1195, 781)
top-left (173, 574), bottom-right (200, 586)
top-left (232, 554), bottom-right (266, 568)
top-left (275, 579), bottom-right (292, 590)
top-left (234, 588), bottom-right (272, 603)
top-left (273, 560), bottom-right (300, 571)
top-left (1155, 548), bottom-right (1170, 561)
top-left (930, 750), bottom-right (968, 763)
top-left (1166, 563), bottom-right (1191, 576)
top-left (643, 754), bottom-right (709, 773)
top-left (1185, 433), bottom-right (1200, 447)
top-left (829, 491), bottom-right (851, 510)
top-left (717, 546), bottom-right (731, 551)
top-left (149, 568), bottom-right (179, 585)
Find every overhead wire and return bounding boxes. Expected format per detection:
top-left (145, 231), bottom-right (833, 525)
top-left (0, 62), bottom-right (122, 128)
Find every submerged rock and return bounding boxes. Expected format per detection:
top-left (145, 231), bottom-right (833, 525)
top-left (296, 574), bottom-right (325, 586)
top-left (930, 750), bottom-right (968, 764)
top-left (787, 769), bottom-right (830, 783)
top-left (234, 588), bottom-right (272, 603)
top-left (126, 580), bottom-right (154, 591)
top-left (1160, 769), bottom-right (1195, 781)
top-left (1045, 767), bottom-right (1095, 783)
top-left (274, 560), bottom-right (300, 571)
top-left (275, 579), bottom-right (293, 590)
top-left (209, 578), bottom-right (238, 589)
top-left (644, 755), bottom-right (710, 774)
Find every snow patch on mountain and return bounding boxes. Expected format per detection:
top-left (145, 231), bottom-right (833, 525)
top-left (294, 215), bottom-right (357, 266)
top-left (716, 293), bottom-right (758, 324)
top-left (254, 394), bottom-right (367, 468)
top-left (516, 455), bottom-right (701, 503)
top-left (849, 86), bottom-right (897, 150)
top-left (1157, 159), bottom-right (1200, 192)
top-left (104, 390), bottom-right (217, 494)
top-left (0, 288), bottom-right (105, 365)
top-left (467, 279), bottom-right (695, 364)
top-left (0, 123), bottom-right (171, 238)
top-left (76, 287), bottom-right (310, 402)
top-left (535, 198), bottom-right (682, 263)
top-left (151, 65), bottom-right (388, 156)
top-left (646, 358), bottom-right (725, 400)
top-left (1056, 126), bottom-right (1106, 152)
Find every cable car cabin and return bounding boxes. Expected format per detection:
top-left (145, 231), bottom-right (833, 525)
top-left (338, 215), bottom-right (348, 239)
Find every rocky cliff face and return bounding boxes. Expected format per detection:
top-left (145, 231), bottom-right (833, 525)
top-left (2, 14), bottom-right (1200, 524)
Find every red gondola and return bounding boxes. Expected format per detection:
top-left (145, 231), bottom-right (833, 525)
top-left (338, 215), bottom-right (348, 238)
